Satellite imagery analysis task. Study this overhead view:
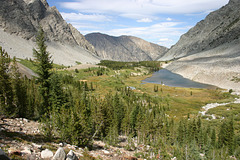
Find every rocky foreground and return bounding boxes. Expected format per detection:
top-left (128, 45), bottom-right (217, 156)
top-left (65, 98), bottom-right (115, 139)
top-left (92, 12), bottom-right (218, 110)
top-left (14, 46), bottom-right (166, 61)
top-left (0, 118), bottom-right (154, 160)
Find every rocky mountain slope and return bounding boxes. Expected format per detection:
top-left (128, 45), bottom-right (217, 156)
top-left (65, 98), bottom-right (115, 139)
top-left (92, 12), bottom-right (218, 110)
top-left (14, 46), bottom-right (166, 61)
top-left (0, 118), bottom-right (145, 160)
top-left (85, 33), bottom-right (168, 62)
top-left (158, 0), bottom-right (240, 90)
top-left (0, 0), bottom-right (100, 65)
top-left (159, 0), bottom-right (240, 61)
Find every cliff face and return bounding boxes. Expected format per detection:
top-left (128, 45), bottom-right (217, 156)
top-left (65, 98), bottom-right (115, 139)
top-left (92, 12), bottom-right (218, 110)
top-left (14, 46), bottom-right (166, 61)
top-left (85, 33), bottom-right (168, 62)
top-left (0, 0), bottom-right (96, 53)
top-left (0, 0), bottom-right (100, 65)
top-left (159, 0), bottom-right (240, 61)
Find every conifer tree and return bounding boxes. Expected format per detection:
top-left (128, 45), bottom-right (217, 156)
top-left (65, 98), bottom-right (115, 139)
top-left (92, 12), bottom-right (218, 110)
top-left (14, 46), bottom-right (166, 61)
top-left (11, 57), bottom-right (27, 117)
top-left (0, 47), bottom-right (14, 116)
top-left (33, 27), bottom-right (53, 115)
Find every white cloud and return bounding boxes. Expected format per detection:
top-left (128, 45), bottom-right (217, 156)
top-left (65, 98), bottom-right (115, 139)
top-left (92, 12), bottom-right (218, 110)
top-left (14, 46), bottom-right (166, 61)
top-left (159, 38), bottom-right (170, 42)
top-left (60, 0), bottom-right (229, 18)
top-left (60, 12), bottom-right (111, 22)
top-left (137, 18), bottom-right (152, 23)
top-left (166, 18), bottom-right (172, 21)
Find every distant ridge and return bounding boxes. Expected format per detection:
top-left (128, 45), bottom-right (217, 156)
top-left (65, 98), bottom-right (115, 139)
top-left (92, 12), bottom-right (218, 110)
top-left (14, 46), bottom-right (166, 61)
top-left (85, 33), bottom-right (168, 62)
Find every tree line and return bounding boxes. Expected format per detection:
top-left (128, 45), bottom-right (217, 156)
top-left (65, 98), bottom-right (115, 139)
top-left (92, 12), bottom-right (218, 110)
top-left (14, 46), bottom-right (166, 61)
top-left (0, 28), bottom-right (239, 159)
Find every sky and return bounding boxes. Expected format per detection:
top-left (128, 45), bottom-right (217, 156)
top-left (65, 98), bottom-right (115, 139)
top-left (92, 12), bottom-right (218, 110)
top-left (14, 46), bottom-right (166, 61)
top-left (47, 0), bottom-right (229, 48)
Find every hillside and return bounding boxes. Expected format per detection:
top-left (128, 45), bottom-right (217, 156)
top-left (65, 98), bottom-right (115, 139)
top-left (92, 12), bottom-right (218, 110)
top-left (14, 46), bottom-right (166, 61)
top-left (159, 0), bottom-right (240, 61)
top-left (0, 0), bottom-right (100, 65)
top-left (85, 33), bottom-right (168, 62)
top-left (158, 0), bottom-right (240, 90)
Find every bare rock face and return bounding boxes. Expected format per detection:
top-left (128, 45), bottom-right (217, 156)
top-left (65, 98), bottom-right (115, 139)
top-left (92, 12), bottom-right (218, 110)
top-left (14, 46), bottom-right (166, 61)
top-left (159, 0), bottom-right (240, 61)
top-left (0, 0), bottom-right (96, 54)
top-left (85, 33), bottom-right (168, 62)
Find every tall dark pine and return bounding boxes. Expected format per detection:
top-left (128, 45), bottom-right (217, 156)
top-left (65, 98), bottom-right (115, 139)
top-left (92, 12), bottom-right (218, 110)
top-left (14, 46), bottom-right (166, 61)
top-left (0, 47), bottom-right (14, 116)
top-left (11, 57), bottom-right (27, 117)
top-left (33, 28), bottom-right (53, 115)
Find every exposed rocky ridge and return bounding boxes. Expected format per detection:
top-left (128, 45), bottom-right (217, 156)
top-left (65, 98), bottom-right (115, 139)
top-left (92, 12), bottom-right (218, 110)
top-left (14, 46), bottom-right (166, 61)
top-left (159, 0), bottom-right (240, 60)
top-left (0, 0), bottom-right (100, 65)
top-left (85, 33), bottom-right (168, 62)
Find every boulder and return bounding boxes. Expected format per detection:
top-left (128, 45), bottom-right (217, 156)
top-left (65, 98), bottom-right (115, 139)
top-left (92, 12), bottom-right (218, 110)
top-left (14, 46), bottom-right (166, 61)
top-left (66, 150), bottom-right (78, 160)
top-left (0, 149), bottom-right (10, 160)
top-left (41, 149), bottom-right (53, 159)
top-left (52, 147), bottom-right (66, 160)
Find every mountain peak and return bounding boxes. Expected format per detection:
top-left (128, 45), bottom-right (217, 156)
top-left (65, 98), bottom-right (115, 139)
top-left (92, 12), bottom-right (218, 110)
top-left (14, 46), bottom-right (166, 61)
top-left (85, 33), bottom-right (168, 62)
top-left (0, 0), bottom-right (100, 65)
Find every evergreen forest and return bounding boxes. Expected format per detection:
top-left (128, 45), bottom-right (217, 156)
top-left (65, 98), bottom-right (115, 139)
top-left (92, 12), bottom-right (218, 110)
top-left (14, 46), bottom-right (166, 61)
top-left (0, 29), bottom-right (240, 159)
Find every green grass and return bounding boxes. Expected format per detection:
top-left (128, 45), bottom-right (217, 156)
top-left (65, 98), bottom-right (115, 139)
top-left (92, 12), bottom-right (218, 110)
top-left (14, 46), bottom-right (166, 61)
top-left (17, 58), bottom-right (38, 73)
top-left (18, 58), bottom-right (67, 74)
top-left (18, 58), bottom-right (238, 119)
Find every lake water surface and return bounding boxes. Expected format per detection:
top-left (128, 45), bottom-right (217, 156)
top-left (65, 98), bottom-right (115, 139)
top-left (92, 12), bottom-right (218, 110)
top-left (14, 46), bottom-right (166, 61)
top-left (142, 69), bottom-right (216, 89)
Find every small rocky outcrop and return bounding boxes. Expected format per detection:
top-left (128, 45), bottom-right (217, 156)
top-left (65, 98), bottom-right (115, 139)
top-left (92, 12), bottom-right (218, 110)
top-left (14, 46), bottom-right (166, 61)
top-left (85, 33), bottom-right (168, 62)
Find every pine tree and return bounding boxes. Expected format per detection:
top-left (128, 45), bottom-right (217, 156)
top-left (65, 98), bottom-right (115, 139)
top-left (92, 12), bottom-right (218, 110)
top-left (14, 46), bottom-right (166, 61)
top-left (0, 47), bottom-right (14, 116)
top-left (33, 27), bottom-right (53, 115)
top-left (11, 57), bottom-right (27, 117)
top-left (49, 74), bottom-right (66, 112)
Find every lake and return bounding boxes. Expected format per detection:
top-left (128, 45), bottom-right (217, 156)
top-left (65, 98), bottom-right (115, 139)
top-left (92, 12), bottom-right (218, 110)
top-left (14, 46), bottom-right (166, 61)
top-left (142, 69), bottom-right (217, 89)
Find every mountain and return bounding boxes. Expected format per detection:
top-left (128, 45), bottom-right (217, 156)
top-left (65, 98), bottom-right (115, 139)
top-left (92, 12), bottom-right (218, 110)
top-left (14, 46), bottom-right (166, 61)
top-left (85, 33), bottom-right (168, 62)
top-left (159, 0), bottom-right (240, 90)
top-left (0, 0), bottom-right (100, 66)
top-left (159, 0), bottom-right (240, 61)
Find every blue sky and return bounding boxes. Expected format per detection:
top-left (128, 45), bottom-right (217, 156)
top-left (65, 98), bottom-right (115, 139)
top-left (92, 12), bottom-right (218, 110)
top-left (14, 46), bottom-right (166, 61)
top-left (47, 0), bottom-right (229, 48)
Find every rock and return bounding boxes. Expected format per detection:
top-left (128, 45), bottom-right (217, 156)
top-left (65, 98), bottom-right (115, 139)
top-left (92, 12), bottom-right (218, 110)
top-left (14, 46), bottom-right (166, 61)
top-left (102, 150), bottom-right (111, 155)
top-left (66, 150), bottom-right (79, 160)
top-left (23, 118), bottom-right (29, 123)
top-left (21, 146), bottom-right (32, 155)
top-left (32, 143), bottom-right (42, 149)
top-left (41, 149), bottom-right (53, 159)
top-left (8, 147), bottom-right (21, 155)
top-left (0, 149), bottom-right (11, 160)
top-left (26, 153), bottom-right (37, 160)
top-left (52, 147), bottom-right (66, 160)
top-left (59, 142), bottom-right (64, 147)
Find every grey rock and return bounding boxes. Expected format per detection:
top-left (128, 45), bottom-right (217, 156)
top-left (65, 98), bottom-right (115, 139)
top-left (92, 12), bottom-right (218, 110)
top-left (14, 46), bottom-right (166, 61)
top-left (159, 0), bottom-right (240, 61)
top-left (66, 150), bottom-right (78, 160)
top-left (52, 147), bottom-right (66, 160)
top-left (27, 153), bottom-right (37, 160)
top-left (40, 149), bottom-right (53, 159)
top-left (21, 146), bottom-right (32, 155)
top-left (85, 33), bottom-right (168, 62)
top-left (32, 143), bottom-right (42, 149)
top-left (0, 149), bottom-right (10, 160)
top-left (0, 0), bottom-right (96, 55)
